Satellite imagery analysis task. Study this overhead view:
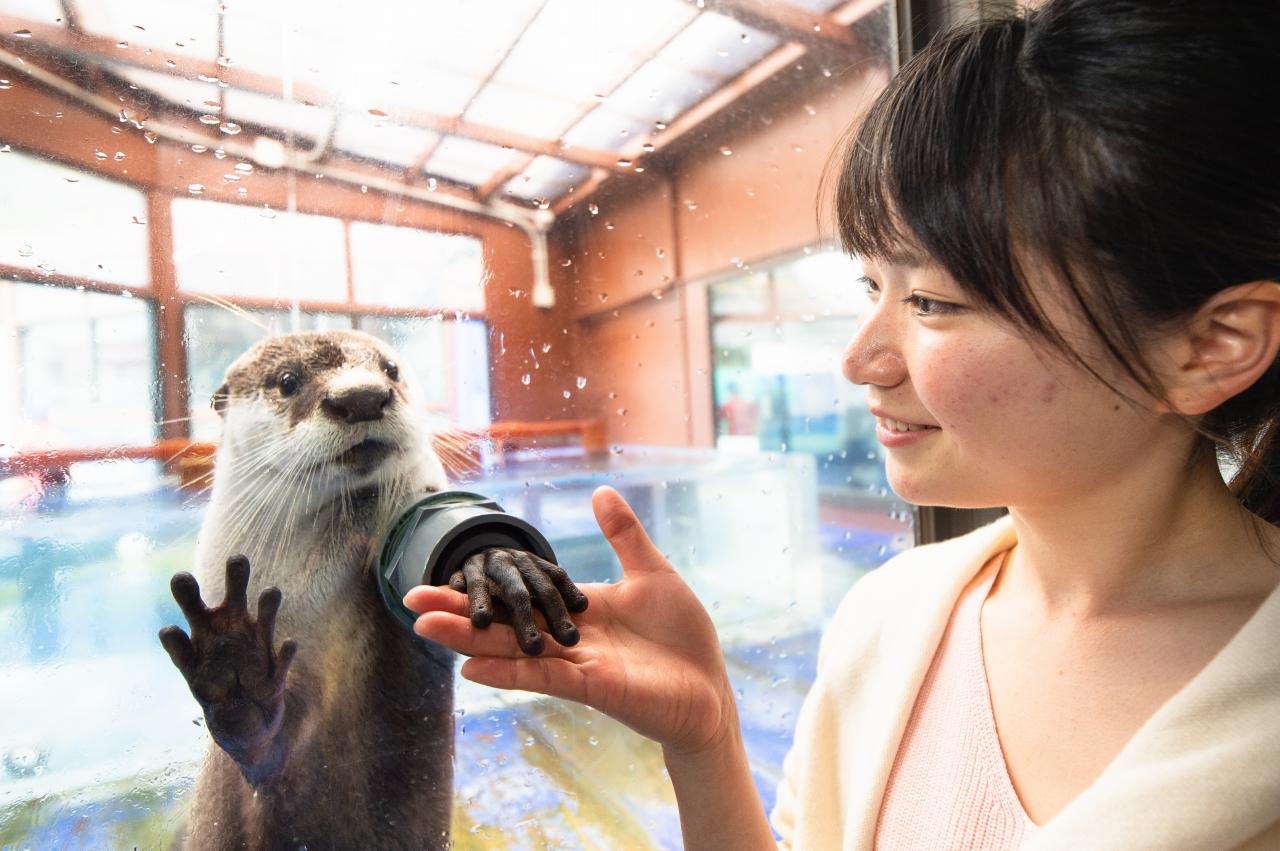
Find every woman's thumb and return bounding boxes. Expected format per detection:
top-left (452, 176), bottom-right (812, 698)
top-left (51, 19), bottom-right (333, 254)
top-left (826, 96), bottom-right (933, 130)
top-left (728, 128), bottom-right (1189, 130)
top-left (592, 486), bottom-right (672, 576)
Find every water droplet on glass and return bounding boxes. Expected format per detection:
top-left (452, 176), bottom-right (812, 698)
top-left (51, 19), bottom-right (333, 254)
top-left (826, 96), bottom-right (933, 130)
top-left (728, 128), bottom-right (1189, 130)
top-left (655, 248), bottom-right (665, 259)
top-left (560, 258), bottom-right (572, 267)
top-left (610, 445), bottom-right (624, 455)
top-left (641, 142), bottom-right (655, 153)
top-left (616, 159), bottom-right (632, 168)
top-left (541, 342), bottom-right (551, 353)
top-left (520, 373), bottom-right (531, 386)
top-left (616, 407), bottom-right (627, 416)
top-left (199, 114), bottom-right (220, 125)
top-left (741, 33), bottom-right (751, 43)
top-left (576, 376), bottom-right (587, 390)
top-left (187, 183), bottom-right (204, 194)
top-left (792, 145), bottom-right (804, 154)
top-left (234, 161), bottom-right (253, 175)
top-left (94, 150), bottom-right (107, 161)
top-left (684, 200), bottom-right (697, 211)
top-left (17, 244), bottom-right (33, 257)
top-left (588, 203), bottom-right (599, 215)
top-left (598, 292), bottom-right (609, 303)
top-left (114, 151), bottom-right (126, 161)
top-left (143, 131), bottom-right (158, 144)
top-left (0, 79), bottom-right (11, 91)
top-left (562, 389), bottom-right (571, 399)
top-left (219, 121), bottom-right (241, 135)
top-left (720, 146), bottom-right (733, 156)
top-left (13, 29), bottom-right (32, 38)
top-left (191, 143), bottom-right (208, 153)
top-left (588, 736), bottom-right (600, 746)
top-left (604, 221), bottom-right (615, 230)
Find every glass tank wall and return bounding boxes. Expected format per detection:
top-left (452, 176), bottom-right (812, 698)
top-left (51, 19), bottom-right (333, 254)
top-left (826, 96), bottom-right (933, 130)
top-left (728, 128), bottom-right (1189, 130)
top-left (0, 1), bottom-right (902, 847)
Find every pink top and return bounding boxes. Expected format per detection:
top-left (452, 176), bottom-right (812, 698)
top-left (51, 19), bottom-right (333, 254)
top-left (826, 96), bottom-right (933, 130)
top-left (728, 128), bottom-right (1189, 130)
top-left (874, 553), bottom-right (1040, 850)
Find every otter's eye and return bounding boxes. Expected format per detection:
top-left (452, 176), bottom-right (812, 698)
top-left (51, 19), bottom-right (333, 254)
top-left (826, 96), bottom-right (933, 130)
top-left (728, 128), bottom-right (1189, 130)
top-left (383, 361), bottom-right (400, 382)
top-left (279, 372), bottom-right (300, 397)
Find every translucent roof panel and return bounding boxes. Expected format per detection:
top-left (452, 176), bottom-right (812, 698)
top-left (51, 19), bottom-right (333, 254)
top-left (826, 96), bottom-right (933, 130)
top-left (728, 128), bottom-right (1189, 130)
top-left (493, 0), bottom-right (698, 106)
top-left (660, 13), bottom-right (779, 81)
top-left (222, 89), bottom-right (335, 143)
top-left (223, 0), bottom-right (542, 115)
top-left (2, 0), bottom-right (64, 26)
top-left (332, 113), bottom-right (440, 170)
top-left (75, 0), bottom-right (219, 61)
top-left (360, 70), bottom-right (480, 120)
top-left (424, 136), bottom-right (521, 187)
top-left (561, 107), bottom-right (655, 153)
top-left (112, 65), bottom-right (220, 115)
top-left (464, 83), bottom-right (586, 141)
top-left (501, 156), bottom-right (590, 202)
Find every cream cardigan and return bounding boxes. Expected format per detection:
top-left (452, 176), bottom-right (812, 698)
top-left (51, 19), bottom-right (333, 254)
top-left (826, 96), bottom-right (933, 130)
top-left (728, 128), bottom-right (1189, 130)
top-left (771, 516), bottom-right (1280, 850)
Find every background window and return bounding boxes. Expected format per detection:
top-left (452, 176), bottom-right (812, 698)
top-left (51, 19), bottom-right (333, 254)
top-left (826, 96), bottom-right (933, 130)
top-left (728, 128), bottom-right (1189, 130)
top-left (348, 222), bottom-right (486, 312)
top-left (171, 199), bottom-right (348, 302)
top-left (0, 148), bottom-right (150, 286)
top-left (0, 281), bottom-right (156, 450)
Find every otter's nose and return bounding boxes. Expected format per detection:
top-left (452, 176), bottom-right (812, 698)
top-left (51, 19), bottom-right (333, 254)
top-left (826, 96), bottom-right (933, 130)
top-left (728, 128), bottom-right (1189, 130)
top-left (322, 387), bottom-right (392, 423)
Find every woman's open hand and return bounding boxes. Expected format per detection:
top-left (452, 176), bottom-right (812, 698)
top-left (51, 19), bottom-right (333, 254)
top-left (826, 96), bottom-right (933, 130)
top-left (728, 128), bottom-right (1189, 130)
top-left (403, 485), bottom-right (737, 757)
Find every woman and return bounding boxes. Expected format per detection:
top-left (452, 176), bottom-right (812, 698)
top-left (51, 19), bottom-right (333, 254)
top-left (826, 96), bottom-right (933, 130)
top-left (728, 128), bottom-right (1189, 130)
top-left (406, 0), bottom-right (1280, 847)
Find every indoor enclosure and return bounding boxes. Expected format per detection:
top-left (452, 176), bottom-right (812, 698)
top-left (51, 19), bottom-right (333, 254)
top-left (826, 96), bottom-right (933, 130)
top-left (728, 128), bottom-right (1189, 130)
top-left (0, 0), bottom-right (914, 847)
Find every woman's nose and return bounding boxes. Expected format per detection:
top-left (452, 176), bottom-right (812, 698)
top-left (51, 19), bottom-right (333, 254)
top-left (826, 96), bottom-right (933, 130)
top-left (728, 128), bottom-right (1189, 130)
top-left (842, 313), bottom-right (906, 388)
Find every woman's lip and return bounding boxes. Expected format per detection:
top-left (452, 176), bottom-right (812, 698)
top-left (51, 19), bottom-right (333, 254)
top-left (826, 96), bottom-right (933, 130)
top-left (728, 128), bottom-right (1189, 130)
top-left (874, 417), bottom-right (941, 448)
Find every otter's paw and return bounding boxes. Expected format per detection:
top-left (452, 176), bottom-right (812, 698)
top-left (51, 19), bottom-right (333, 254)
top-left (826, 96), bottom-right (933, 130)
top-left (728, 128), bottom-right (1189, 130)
top-left (447, 548), bottom-right (588, 656)
top-left (158, 555), bottom-right (297, 759)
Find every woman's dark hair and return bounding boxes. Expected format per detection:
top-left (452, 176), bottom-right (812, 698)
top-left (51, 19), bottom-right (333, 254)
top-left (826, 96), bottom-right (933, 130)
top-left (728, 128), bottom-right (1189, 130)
top-left (835, 0), bottom-right (1280, 522)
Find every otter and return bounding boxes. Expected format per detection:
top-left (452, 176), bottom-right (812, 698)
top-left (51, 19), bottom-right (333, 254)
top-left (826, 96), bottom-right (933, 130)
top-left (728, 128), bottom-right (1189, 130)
top-left (158, 330), bottom-right (586, 850)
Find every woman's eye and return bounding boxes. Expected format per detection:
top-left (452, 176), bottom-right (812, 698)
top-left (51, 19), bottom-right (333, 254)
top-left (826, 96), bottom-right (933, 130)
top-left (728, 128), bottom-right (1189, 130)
top-left (858, 276), bottom-right (879, 297)
top-left (278, 372), bottom-right (300, 396)
top-left (904, 293), bottom-right (956, 317)
top-left (384, 361), bottom-right (400, 381)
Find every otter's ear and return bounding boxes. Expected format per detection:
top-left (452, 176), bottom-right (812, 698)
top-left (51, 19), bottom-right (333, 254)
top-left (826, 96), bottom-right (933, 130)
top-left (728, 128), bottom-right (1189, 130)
top-left (1157, 281), bottom-right (1280, 415)
top-left (212, 382), bottom-right (230, 417)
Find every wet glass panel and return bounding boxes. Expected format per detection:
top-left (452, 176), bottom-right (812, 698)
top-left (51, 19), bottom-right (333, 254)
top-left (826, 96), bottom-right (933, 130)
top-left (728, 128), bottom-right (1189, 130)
top-left (1, 1), bottom-right (899, 847)
top-left (0, 150), bottom-right (149, 286)
top-left (170, 199), bottom-right (348, 301)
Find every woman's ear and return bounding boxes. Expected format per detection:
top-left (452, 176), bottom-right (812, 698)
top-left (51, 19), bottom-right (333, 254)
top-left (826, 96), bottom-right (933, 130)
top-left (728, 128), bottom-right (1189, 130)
top-left (1159, 281), bottom-right (1280, 415)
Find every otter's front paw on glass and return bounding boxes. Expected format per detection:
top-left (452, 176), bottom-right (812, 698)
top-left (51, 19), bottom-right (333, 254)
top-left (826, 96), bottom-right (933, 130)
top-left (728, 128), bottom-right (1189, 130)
top-left (447, 548), bottom-right (588, 656)
top-left (158, 554), bottom-right (297, 758)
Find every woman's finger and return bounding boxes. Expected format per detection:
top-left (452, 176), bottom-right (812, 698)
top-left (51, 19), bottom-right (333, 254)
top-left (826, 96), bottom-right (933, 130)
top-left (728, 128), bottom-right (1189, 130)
top-left (414, 609), bottom-right (557, 660)
top-left (403, 584), bottom-right (470, 617)
top-left (460, 655), bottom-right (590, 706)
top-left (591, 486), bottom-right (673, 578)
